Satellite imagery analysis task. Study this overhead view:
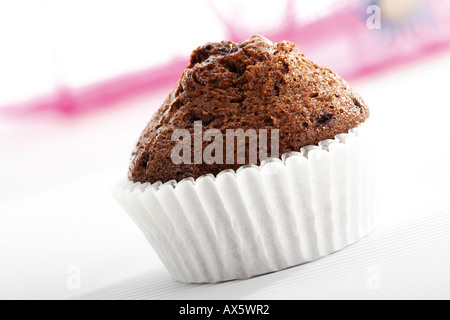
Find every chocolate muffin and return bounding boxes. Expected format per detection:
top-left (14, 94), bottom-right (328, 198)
top-left (115, 35), bottom-right (375, 283)
top-left (129, 35), bottom-right (369, 184)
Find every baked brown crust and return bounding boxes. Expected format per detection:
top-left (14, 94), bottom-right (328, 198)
top-left (129, 35), bottom-right (369, 184)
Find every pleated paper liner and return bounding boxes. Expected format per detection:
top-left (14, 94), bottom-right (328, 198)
top-left (113, 121), bottom-right (376, 283)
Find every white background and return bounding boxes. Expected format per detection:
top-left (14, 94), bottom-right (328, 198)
top-left (1, 0), bottom-right (449, 299)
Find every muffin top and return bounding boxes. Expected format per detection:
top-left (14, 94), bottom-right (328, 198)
top-left (129, 35), bottom-right (369, 184)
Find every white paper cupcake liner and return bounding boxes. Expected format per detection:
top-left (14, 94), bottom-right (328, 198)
top-left (113, 121), bottom-right (376, 283)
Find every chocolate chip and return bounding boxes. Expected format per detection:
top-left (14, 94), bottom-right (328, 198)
top-left (264, 117), bottom-right (274, 125)
top-left (316, 113), bottom-right (333, 125)
top-left (190, 115), bottom-right (201, 123)
top-left (190, 41), bottom-right (238, 66)
top-left (140, 153), bottom-right (149, 169)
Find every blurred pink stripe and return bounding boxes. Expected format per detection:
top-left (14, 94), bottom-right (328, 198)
top-left (2, 59), bottom-right (189, 116)
top-left (3, 0), bottom-right (450, 116)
